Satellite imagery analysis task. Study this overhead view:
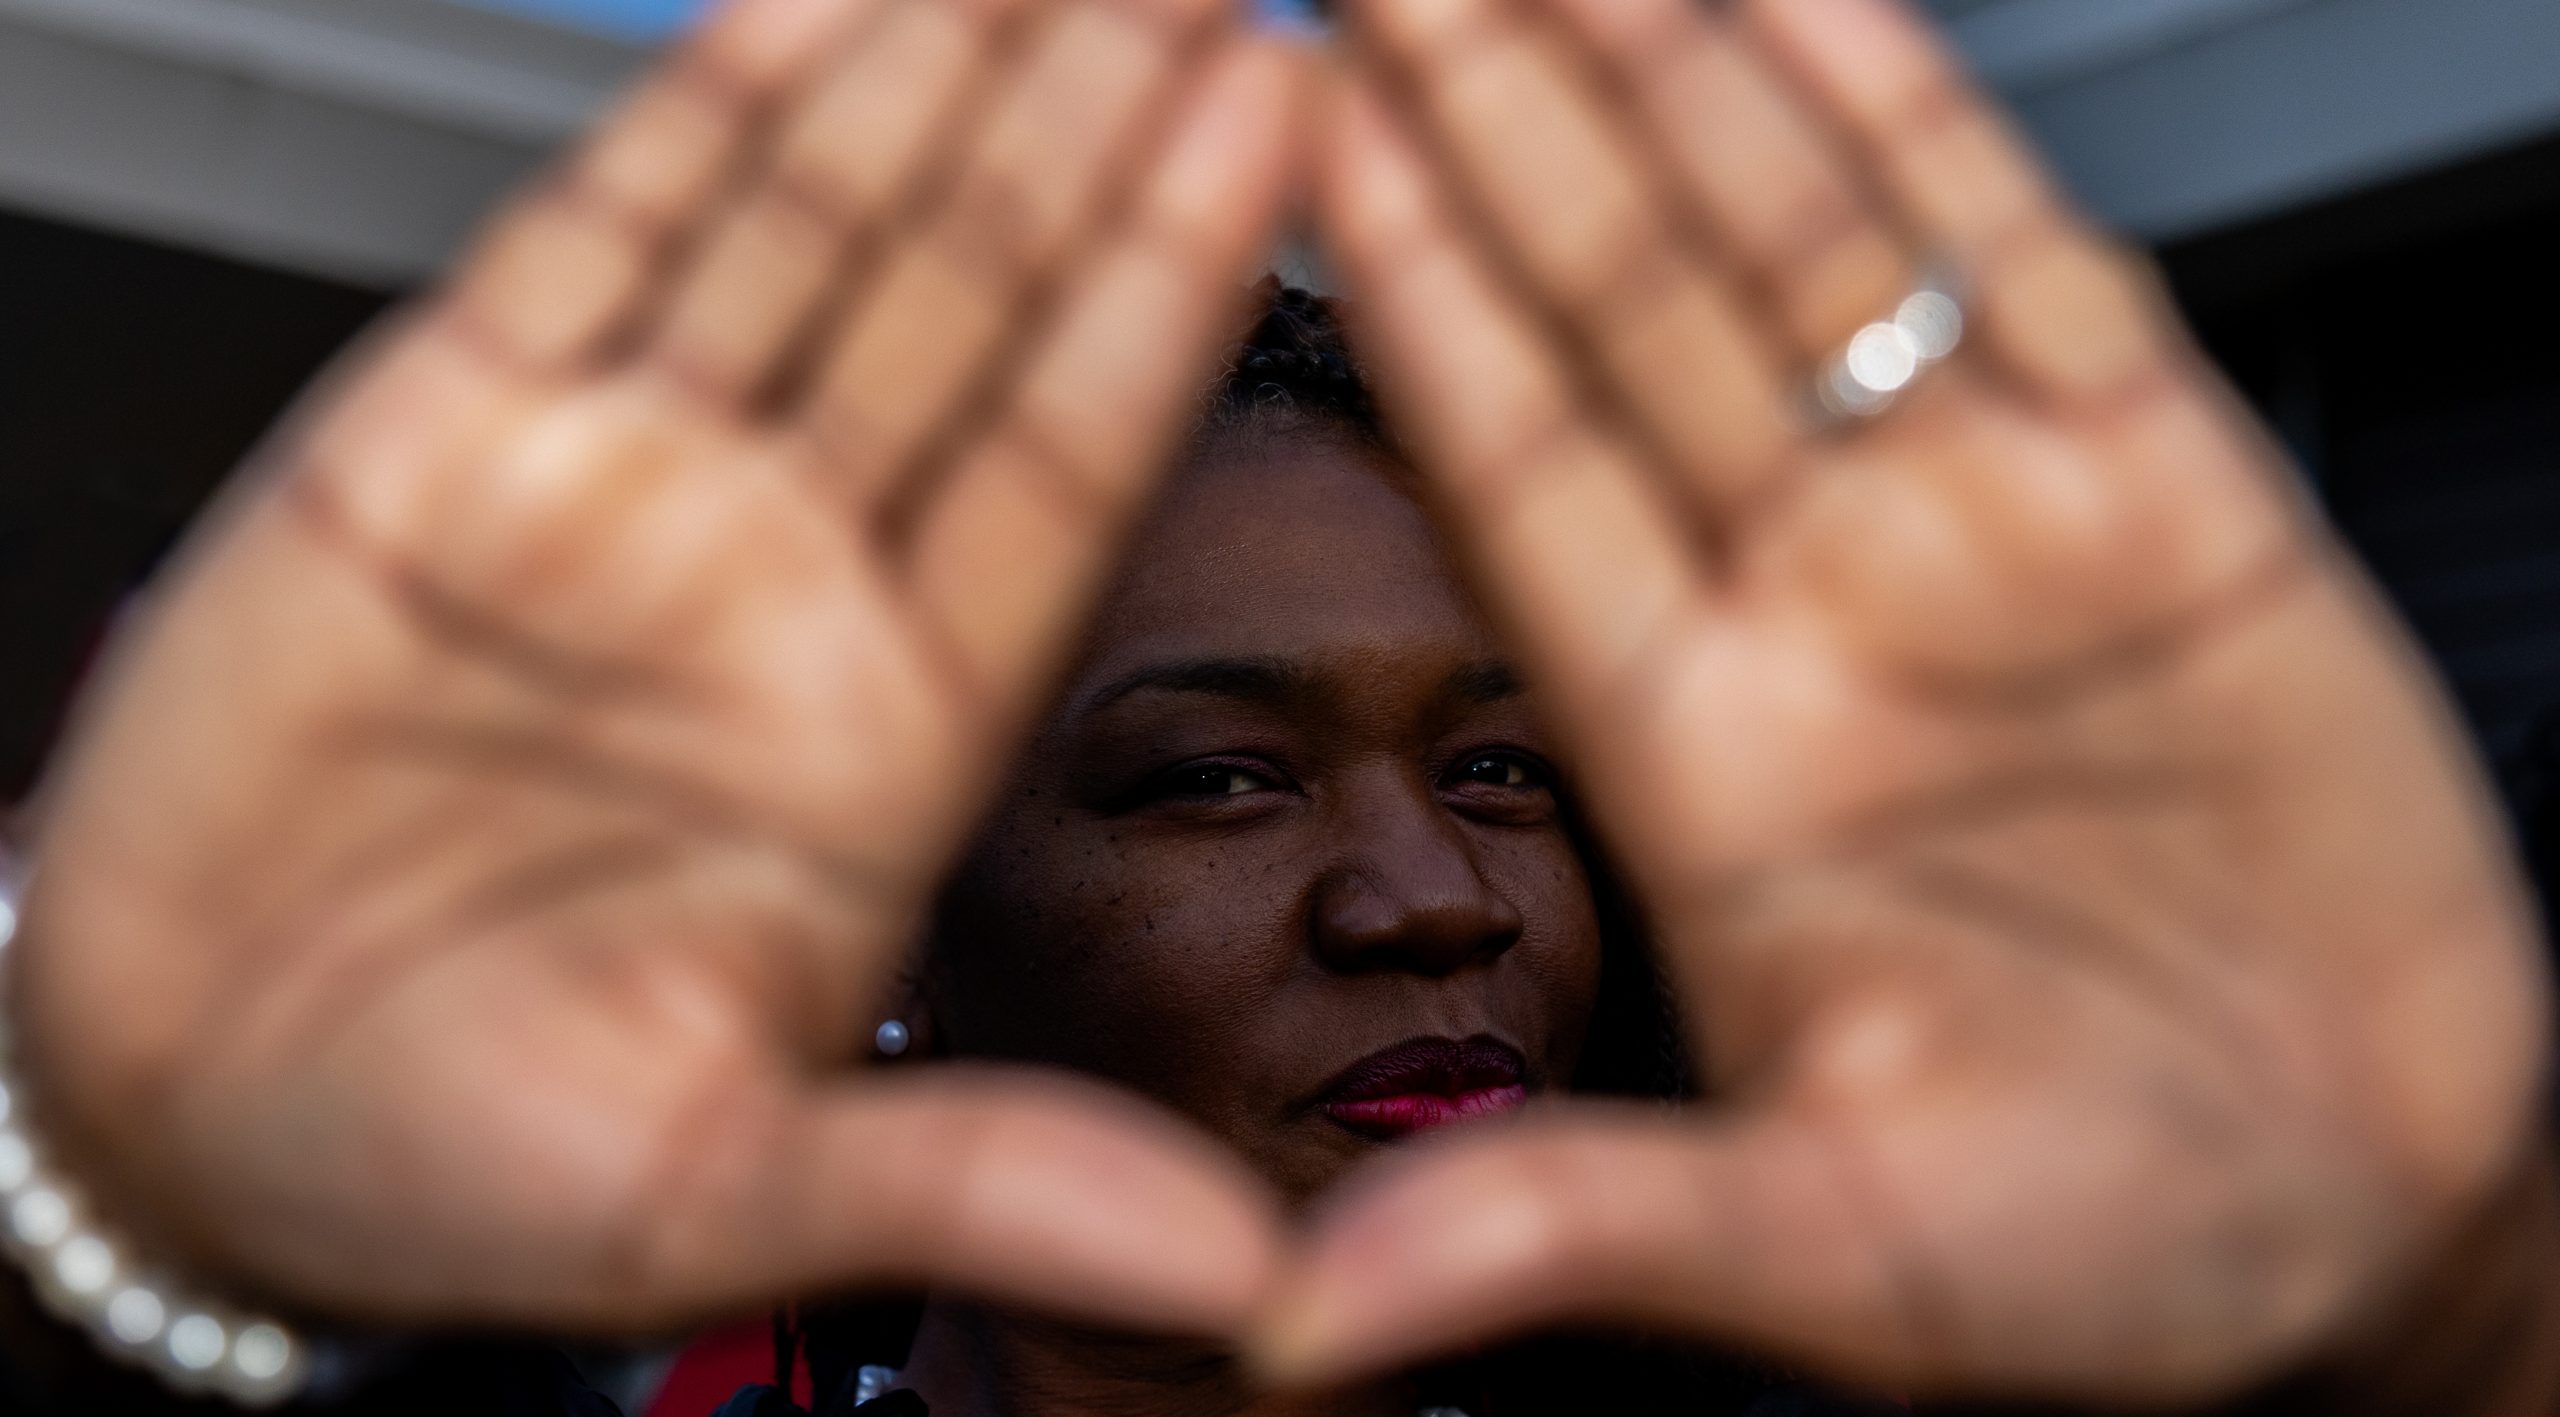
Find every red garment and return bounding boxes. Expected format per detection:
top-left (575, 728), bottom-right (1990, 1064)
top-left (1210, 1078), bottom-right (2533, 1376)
top-left (644, 1323), bottom-right (809, 1417)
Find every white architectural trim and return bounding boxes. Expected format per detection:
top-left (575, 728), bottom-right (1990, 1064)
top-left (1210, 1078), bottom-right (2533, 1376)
top-left (0, 0), bottom-right (636, 140)
top-left (0, 0), bottom-right (2555, 284)
top-left (2005, 0), bottom-right (2560, 237)
top-left (1946, 0), bottom-right (2324, 92)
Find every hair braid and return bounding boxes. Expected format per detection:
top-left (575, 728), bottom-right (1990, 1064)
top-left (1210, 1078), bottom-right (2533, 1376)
top-left (1199, 278), bottom-right (1390, 448)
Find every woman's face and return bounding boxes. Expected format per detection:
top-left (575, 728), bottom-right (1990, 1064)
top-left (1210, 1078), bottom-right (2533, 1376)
top-left (927, 435), bottom-right (1605, 1203)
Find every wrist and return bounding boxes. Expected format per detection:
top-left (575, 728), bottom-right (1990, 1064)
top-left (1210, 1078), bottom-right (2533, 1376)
top-left (0, 874), bottom-right (315, 1406)
top-left (2251, 1138), bottom-right (2560, 1416)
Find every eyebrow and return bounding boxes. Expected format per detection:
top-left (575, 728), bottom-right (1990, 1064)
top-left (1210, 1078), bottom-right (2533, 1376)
top-left (1084, 656), bottom-right (1306, 712)
top-left (1443, 659), bottom-right (1523, 705)
top-left (1081, 655), bottom-right (1524, 713)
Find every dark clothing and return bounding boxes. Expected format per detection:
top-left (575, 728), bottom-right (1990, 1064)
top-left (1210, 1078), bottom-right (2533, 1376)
top-left (3, 1268), bottom-right (1895, 1416)
top-left (714, 1385), bottom-right (923, 1417)
top-left (714, 1387), bottom-right (1867, 1417)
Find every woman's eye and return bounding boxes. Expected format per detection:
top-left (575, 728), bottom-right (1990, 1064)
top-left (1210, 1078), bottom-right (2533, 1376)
top-left (1453, 754), bottom-right (1542, 790)
top-left (1158, 764), bottom-right (1275, 798)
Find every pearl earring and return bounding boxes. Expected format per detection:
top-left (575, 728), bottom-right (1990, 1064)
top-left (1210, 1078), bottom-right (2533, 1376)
top-left (873, 1019), bottom-right (912, 1058)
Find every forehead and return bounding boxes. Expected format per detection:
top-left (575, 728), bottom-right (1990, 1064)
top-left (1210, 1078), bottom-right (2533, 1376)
top-left (1080, 441), bottom-right (1487, 670)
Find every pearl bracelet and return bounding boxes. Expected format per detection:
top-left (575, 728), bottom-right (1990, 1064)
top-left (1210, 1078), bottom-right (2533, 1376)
top-left (0, 881), bottom-right (313, 1406)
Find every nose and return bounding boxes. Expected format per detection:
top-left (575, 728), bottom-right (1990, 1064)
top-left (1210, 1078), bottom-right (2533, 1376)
top-left (1310, 780), bottom-right (1523, 976)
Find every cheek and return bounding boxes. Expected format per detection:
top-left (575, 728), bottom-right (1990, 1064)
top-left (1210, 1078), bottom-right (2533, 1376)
top-left (935, 822), bottom-right (1306, 1095)
top-left (1491, 839), bottom-right (1608, 1071)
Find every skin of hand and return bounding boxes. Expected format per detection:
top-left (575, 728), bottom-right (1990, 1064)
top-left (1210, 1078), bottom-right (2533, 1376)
top-left (1265, 0), bottom-right (2557, 1404)
top-left (6, 0), bottom-right (1304, 1338)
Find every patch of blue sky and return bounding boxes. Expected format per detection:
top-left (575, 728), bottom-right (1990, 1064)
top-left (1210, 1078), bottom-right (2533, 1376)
top-left (446, 0), bottom-right (705, 42)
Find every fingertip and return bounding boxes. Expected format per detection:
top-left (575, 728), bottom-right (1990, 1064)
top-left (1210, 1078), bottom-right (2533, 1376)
top-left (1247, 1141), bottom-right (1557, 1388)
top-left (1016, 1112), bottom-right (1291, 1334)
top-left (1251, 1115), bottom-right (1776, 1389)
top-left (1742, 0), bottom-right (1950, 95)
top-left (1740, 0), bottom-right (1891, 42)
top-left (1220, 30), bottom-right (1319, 193)
top-left (1331, 0), bottom-right (1475, 60)
top-left (1246, 1234), bottom-right (1410, 1391)
top-left (1247, 1168), bottom-right (1401, 1386)
top-left (1308, 61), bottom-right (1365, 216)
top-left (870, 1072), bottom-right (1290, 1335)
top-left (1203, 25), bottom-right (1312, 115)
top-left (1145, 34), bottom-right (1308, 257)
top-left (1313, 76), bottom-right (1438, 280)
top-left (1244, 1271), bottom-right (1361, 1389)
top-left (686, 0), bottom-right (878, 92)
top-left (1316, 61), bottom-right (1391, 170)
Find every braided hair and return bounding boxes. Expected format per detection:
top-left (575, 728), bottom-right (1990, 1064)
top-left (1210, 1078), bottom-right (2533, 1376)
top-left (1196, 280), bottom-right (1391, 449)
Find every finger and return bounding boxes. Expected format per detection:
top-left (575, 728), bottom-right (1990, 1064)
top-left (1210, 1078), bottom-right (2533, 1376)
top-left (443, 0), bottom-right (879, 370)
top-left (1253, 1108), bottom-right (1917, 1390)
top-left (652, 1070), bottom-right (1285, 1336)
top-left (1344, 0), bottom-right (1802, 516)
top-left (1318, 79), bottom-right (1703, 729)
top-left (905, 37), bottom-right (1303, 716)
top-left (641, 0), bottom-right (1028, 405)
top-left (1542, 0), bottom-right (1916, 362)
top-left (793, 0), bottom-right (1233, 509)
top-left (1741, 0), bottom-right (2178, 406)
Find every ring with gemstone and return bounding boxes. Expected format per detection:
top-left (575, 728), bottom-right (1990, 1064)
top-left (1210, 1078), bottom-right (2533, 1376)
top-left (1809, 267), bottom-right (1967, 428)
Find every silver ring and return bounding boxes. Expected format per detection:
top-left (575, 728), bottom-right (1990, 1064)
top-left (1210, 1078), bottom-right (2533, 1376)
top-left (1809, 266), bottom-right (1966, 429)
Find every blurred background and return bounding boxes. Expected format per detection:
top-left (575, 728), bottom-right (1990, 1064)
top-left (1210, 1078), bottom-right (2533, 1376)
top-left (2, 0), bottom-right (2557, 919)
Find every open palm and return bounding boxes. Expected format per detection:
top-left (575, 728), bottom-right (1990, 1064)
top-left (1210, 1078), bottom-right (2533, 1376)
top-left (16, 0), bottom-right (1295, 1335)
top-left (1286, 0), bottom-right (2550, 1401)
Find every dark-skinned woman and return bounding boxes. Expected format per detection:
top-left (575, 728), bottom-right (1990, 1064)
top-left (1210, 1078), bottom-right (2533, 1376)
top-left (3, 0), bottom-right (2557, 1412)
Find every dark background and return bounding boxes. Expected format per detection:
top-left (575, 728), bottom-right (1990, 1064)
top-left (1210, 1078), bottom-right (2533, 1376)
top-left (6, 131), bottom-right (2559, 917)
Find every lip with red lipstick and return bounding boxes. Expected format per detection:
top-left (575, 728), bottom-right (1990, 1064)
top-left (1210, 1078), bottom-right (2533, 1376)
top-left (1314, 1035), bottom-right (1530, 1139)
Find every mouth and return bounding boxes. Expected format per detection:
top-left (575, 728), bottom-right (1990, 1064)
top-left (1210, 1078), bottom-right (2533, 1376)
top-left (1314, 1035), bottom-right (1529, 1140)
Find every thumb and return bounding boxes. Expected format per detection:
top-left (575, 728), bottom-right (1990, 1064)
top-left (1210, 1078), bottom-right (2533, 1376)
top-left (1251, 1105), bottom-right (1921, 1390)
top-left (647, 1067), bottom-right (1287, 1337)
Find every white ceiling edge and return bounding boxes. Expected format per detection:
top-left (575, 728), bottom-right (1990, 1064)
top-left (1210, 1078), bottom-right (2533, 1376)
top-left (1, 0), bottom-right (2557, 286)
top-left (1945, 0), bottom-right (2325, 93)
top-left (0, 0), bottom-right (640, 141)
top-left (0, 0), bottom-right (2313, 145)
top-left (0, 16), bottom-right (543, 282)
top-left (2007, 0), bottom-right (2560, 239)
